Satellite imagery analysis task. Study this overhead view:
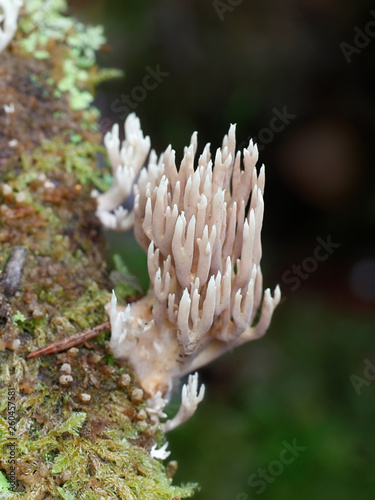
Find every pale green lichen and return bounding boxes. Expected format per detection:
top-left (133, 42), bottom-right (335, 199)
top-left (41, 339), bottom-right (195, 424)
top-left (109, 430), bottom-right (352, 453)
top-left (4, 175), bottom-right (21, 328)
top-left (17, 0), bottom-right (120, 110)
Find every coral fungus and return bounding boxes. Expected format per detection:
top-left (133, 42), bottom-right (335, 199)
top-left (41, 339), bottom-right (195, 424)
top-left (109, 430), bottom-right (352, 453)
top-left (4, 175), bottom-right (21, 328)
top-left (101, 114), bottom-right (281, 402)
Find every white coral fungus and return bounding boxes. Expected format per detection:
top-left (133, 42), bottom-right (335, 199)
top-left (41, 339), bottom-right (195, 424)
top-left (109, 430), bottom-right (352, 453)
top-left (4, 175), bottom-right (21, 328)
top-left (3, 103), bottom-right (15, 113)
top-left (96, 114), bottom-right (151, 230)
top-left (162, 372), bottom-right (205, 432)
top-left (0, 0), bottom-right (22, 52)
top-left (105, 114), bottom-right (281, 410)
top-left (150, 442), bottom-right (171, 461)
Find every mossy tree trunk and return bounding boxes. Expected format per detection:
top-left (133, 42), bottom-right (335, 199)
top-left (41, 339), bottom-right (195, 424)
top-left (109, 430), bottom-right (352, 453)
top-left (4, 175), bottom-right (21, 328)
top-left (0, 4), bottom-right (195, 499)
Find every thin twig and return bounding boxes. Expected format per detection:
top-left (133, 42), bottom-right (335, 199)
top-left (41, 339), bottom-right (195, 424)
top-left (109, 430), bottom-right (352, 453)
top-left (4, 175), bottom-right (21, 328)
top-left (27, 321), bottom-right (111, 359)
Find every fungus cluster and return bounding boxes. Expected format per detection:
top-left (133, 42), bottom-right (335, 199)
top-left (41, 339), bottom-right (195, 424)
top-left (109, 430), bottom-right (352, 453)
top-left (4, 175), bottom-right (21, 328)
top-left (98, 114), bottom-right (281, 423)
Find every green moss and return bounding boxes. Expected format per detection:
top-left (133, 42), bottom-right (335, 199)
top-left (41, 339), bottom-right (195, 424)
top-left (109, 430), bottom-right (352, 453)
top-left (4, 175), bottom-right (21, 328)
top-left (61, 281), bottom-right (110, 330)
top-left (0, 471), bottom-right (10, 492)
top-left (19, 138), bottom-right (110, 191)
top-left (11, 312), bottom-right (26, 327)
top-left (0, 376), bottom-right (197, 499)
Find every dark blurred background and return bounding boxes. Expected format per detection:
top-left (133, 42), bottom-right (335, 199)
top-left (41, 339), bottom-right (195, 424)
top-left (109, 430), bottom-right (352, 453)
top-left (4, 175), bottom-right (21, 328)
top-left (71, 1), bottom-right (375, 498)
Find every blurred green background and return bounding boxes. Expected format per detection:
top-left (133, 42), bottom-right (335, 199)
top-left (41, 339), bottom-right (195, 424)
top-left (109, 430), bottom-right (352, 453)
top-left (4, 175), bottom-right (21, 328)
top-left (72, 1), bottom-right (375, 498)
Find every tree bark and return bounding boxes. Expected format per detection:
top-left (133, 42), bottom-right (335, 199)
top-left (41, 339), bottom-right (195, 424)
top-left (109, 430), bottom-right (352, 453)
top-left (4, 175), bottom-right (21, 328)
top-left (0, 4), bottom-right (195, 499)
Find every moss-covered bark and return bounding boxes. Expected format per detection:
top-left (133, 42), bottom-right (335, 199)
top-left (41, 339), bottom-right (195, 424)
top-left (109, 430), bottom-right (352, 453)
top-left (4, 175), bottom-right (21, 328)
top-left (0, 3), bottom-right (195, 498)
